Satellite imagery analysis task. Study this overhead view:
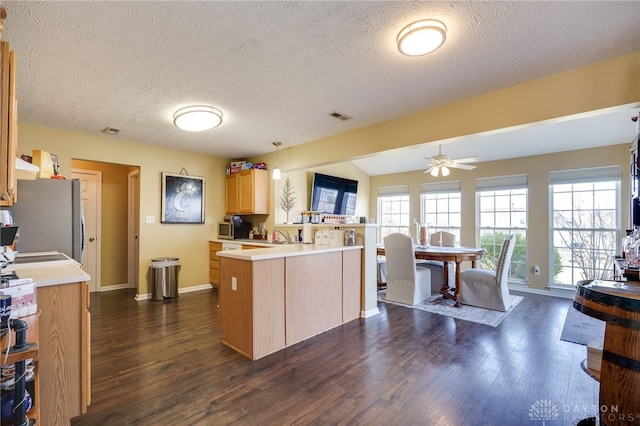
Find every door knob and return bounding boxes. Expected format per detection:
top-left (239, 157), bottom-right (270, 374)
top-left (89, 237), bottom-right (95, 242)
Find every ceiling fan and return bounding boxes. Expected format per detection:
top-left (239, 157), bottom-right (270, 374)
top-left (423, 145), bottom-right (478, 177)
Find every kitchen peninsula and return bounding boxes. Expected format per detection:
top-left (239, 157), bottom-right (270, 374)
top-left (4, 251), bottom-right (91, 425)
top-left (218, 244), bottom-right (362, 360)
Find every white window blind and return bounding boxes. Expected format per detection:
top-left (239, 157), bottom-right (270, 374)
top-left (549, 165), bottom-right (621, 184)
top-left (420, 180), bottom-right (461, 194)
top-left (377, 185), bottom-right (409, 196)
top-left (476, 174), bottom-right (528, 191)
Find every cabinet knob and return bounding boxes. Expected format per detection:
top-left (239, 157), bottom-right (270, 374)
top-left (89, 237), bottom-right (95, 242)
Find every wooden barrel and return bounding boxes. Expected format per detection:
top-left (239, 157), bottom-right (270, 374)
top-left (574, 280), bottom-right (640, 426)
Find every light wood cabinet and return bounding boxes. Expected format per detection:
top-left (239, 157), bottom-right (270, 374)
top-left (225, 169), bottom-right (269, 214)
top-left (0, 39), bottom-right (17, 206)
top-left (219, 248), bottom-right (362, 360)
top-left (209, 241), bottom-right (264, 288)
top-left (209, 241), bottom-right (222, 287)
top-left (37, 281), bottom-right (91, 425)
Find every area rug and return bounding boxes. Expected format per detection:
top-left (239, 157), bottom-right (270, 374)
top-left (560, 306), bottom-right (605, 346)
top-left (377, 291), bottom-right (523, 327)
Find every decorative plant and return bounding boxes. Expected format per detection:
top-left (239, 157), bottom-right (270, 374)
top-left (279, 177), bottom-right (297, 223)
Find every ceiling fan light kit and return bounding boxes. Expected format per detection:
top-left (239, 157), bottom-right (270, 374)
top-left (424, 145), bottom-right (477, 177)
top-left (173, 105), bottom-right (223, 132)
top-left (397, 19), bottom-right (447, 56)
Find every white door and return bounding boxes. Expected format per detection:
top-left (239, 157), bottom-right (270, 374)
top-left (71, 169), bottom-right (102, 292)
top-left (128, 170), bottom-right (140, 289)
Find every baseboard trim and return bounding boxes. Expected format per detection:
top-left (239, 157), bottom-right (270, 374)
top-left (135, 283), bottom-right (213, 301)
top-left (99, 283), bottom-right (131, 292)
top-left (509, 282), bottom-right (576, 299)
top-left (361, 307), bottom-right (380, 318)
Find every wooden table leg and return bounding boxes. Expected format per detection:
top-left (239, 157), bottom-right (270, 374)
top-left (442, 261), bottom-right (450, 293)
top-left (453, 260), bottom-right (462, 307)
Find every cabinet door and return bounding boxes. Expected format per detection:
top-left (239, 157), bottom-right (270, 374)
top-left (238, 170), bottom-right (255, 213)
top-left (225, 174), bottom-right (239, 214)
top-left (239, 169), bottom-right (269, 214)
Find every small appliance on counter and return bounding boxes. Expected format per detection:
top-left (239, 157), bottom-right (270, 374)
top-left (218, 220), bottom-right (252, 240)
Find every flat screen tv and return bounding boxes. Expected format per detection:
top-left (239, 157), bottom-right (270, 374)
top-left (310, 173), bottom-right (358, 215)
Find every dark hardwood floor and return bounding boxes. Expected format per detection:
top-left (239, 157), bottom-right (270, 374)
top-left (71, 288), bottom-right (598, 425)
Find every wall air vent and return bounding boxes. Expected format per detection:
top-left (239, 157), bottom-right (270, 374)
top-left (329, 111), bottom-right (353, 121)
top-left (102, 127), bottom-right (121, 135)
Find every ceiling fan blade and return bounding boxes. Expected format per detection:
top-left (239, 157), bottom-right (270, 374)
top-left (448, 163), bottom-right (476, 170)
top-left (452, 156), bottom-right (479, 164)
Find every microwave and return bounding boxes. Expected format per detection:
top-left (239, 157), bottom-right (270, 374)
top-left (218, 221), bottom-right (252, 240)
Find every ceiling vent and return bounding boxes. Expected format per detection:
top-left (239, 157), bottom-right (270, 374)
top-left (102, 127), bottom-right (121, 135)
top-left (329, 111), bottom-right (353, 121)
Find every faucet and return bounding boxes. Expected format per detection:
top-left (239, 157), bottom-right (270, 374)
top-left (274, 229), bottom-right (290, 244)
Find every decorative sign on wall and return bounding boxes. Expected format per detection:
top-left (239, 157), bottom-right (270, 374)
top-left (161, 172), bottom-right (205, 224)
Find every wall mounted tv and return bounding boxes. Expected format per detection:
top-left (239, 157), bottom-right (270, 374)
top-left (310, 173), bottom-right (358, 215)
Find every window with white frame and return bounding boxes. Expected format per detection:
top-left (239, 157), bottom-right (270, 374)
top-left (477, 175), bottom-right (528, 281)
top-left (377, 186), bottom-right (410, 243)
top-left (420, 180), bottom-right (461, 244)
top-left (550, 166), bottom-right (620, 285)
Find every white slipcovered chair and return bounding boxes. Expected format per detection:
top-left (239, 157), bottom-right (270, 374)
top-left (416, 231), bottom-right (455, 291)
top-left (458, 234), bottom-right (516, 312)
top-left (383, 233), bottom-right (432, 305)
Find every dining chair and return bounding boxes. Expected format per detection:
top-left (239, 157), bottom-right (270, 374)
top-left (383, 233), bottom-right (432, 305)
top-left (416, 231), bottom-right (456, 290)
top-left (430, 231), bottom-right (455, 247)
top-left (458, 234), bottom-right (516, 312)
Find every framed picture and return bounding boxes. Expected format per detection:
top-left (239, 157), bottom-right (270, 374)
top-left (161, 172), bottom-right (205, 224)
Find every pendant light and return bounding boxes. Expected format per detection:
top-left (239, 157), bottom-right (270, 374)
top-left (272, 141), bottom-right (282, 180)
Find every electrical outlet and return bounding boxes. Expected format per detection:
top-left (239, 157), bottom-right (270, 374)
top-left (231, 277), bottom-right (237, 291)
top-left (534, 265), bottom-right (541, 275)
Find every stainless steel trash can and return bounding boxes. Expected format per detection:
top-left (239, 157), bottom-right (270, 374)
top-left (150, 257), bottom-right (180, 301)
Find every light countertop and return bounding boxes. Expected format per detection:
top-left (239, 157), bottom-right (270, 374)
top-left (4, 251), bottom-right (91, 287)
top-left (216, 244), bottom-right (363, 261)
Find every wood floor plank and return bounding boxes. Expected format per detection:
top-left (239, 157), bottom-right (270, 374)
top-left (70, 289), bottom-right (600, 426)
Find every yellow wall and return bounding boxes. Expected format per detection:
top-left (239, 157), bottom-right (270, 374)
top-left (273, 162), bottom-right (370, 225)
top-left (370, 144), bottom-right (630, 291)
top-left (17, 125), bottom-right (227, 295)
top-left (72, 159), bottom-right (132, 288)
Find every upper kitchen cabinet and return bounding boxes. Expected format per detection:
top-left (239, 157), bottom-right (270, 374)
top-left (225, 169), bottom-right (269, 215)
top-left (0, 38), bottom-right (17, 207)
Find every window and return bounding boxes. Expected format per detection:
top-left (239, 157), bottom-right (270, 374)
top-left (377, 186), bottom-right (410, 243)
top-left (550, 166), bottom-right (620, 285)
top-left (477, 175), bottom-right (528, 281)
top-left (420, 180), bottom-right (461, 244)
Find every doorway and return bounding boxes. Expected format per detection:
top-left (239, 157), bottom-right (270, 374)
top-left (71, 160), bottom-right (140, 294)
top-left (71, 169), bottom-right (102, 292)
top-left (128, 170), bottom-right (140, 289)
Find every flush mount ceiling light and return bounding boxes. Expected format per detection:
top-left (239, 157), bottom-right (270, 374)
top-left (272, 141), bottom-right (282, 180)
top-left (397, 19), bottom-right (447, 57)
top-left (173, 105), bottom-right (223, 132)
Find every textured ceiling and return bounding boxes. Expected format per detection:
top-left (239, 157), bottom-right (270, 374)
top-left (2, 1), bottom-right (639, 175)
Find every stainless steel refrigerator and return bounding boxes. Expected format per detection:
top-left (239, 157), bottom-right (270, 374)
top-left (9, 179), bottom-right (84, 263)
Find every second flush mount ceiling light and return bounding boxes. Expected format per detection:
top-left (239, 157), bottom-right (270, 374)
top-left (173, 105), bottom-right (223, 132)
top-left (397, 19), bottom-right (447, 57)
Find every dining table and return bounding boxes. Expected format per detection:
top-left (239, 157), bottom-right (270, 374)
top-left (377, 244), bottom-right (486, 307)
